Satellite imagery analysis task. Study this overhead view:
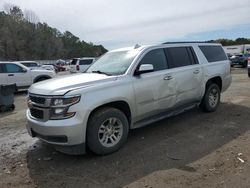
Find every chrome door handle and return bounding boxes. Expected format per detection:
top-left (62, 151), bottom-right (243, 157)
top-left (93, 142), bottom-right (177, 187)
top-left (164, 75), bottom-right (173, 80)
top-left (193, 70), bottom-right (200, 74)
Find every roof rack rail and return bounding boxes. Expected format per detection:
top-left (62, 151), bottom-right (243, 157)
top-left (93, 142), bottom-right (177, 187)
top-left (162, 41), bottom-right (210, 44)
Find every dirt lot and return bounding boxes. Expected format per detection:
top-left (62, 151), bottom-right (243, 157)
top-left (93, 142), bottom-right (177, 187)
top-left (0, 68), bottom-right (250, 188)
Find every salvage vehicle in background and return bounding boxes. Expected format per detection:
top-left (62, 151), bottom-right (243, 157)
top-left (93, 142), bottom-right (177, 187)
top-left (248, 57), bottom-right (250, 77)
top-left (0, 62), bottom-right (56, 91)
top-left (20, 61), bottom-right (55, 72)
top-left (230, 54), bottom-right (250, 68)
top-left (26, 42), bottom-right (231, 155)
top-left (70, 57), bottom-right (95, 73)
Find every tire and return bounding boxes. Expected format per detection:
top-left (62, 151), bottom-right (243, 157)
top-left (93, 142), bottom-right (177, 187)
top-left (87, 107), bottom-right (129, 155)
top-left (248, 71), bottom-right (250, 78)
top-left (200, 83), bottom-right (221, 112)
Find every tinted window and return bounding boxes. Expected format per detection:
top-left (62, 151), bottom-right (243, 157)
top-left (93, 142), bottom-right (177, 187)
top-left (139, 49), bottom-right (167, 71)
top-left (71, 59), bottom-right (78, 65)
top-left (6, 64), bottom-right (23, 73)
top-left (21, 63), bottom-right (38, 67)
top-left (79, 59), bottom-right (93, 65)
top-left (0, 64), bottom-right (5, 73)
top-left (164, 47), bottom-right (195, 68)
top-left (199, 45), bottom-right (227, 62)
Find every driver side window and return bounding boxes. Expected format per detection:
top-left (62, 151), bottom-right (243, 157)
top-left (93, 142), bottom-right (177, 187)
top-left (6, 64), bottom-right (23, 73)
top-left (139, 49), bottom-right (167, 71)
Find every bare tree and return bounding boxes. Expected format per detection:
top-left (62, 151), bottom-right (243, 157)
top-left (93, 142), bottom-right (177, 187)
top-left (24, 9), bottom-right (39, 23)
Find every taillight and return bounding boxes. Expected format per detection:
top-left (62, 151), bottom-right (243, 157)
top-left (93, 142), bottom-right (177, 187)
top-left (76, 65), bottom-right (79, 71)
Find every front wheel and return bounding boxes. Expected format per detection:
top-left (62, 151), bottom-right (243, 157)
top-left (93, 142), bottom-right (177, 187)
top-left (87, 107), bottom-right (129, 155)
top-left (200, 83), bottom-right (221, 112)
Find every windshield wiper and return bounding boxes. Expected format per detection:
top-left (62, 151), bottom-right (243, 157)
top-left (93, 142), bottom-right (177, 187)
top-left (92, 70), bottom-right (111, 76)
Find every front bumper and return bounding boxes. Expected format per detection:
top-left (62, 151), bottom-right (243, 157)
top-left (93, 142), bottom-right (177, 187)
top-left (26, 109), bottom-right (86, 146)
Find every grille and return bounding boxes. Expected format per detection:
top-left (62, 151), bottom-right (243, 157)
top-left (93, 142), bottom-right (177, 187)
top-left (29, 95), bottom-right (46, 104)
top-left (30, 108), bottom-right (44, 119)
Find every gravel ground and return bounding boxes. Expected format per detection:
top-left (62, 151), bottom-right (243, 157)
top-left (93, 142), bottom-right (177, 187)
top-left (0, 68), bottom-right (249, 188)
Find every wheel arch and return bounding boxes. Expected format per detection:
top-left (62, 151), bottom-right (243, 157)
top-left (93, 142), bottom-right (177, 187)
top-left (87, 100), bottom-right (132, 128)
top-left (206, 76), bottom-right (222, 91)
top-left (33, 75), bottom-right (51, 83)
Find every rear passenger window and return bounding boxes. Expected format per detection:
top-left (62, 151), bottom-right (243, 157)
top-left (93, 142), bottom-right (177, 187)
top-left (79, 59), bottom-right (93, 65)
top-left (5, 64), bottom-right (23, 73)
top-left (199, 45), bottom-right (227, 62)
top-left (139, 49), bottom-right (167, 71)
top-left (0, 64), bottom-right (5, 73)
top-left (164, 47), bottom-right (196, 68)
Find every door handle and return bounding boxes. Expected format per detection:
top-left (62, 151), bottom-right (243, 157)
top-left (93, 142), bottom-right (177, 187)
top-left (193, 70), bottom-right (200, 74)
top-left (8, 74), bottom-right (14, 76)
top-left (164, 75), bottom-right (173, 80)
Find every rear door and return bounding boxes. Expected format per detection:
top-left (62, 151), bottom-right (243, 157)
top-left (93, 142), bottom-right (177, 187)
top-left (0, 64), bottom-right (8, 85)
top-left (5, 63), bottom-right (32, 87)
top-left (164, 47), bottom-right (203, 107)
top-left (79, 59), bottom-right (94, 72)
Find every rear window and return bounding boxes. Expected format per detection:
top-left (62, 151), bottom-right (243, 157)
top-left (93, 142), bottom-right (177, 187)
top-left (79, 59), bottom-right (93, 65)
top-left (71, 59), bottom-right (78, 65)
top-left (199, 45), bottom-right (227, 62)
top-left (22, 63), bottom-right (38, 67)
top-left (0, 64), bottom-right (5, 73)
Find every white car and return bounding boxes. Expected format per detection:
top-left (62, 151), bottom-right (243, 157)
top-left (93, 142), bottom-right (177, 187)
top-left (19, 61), bottom-right (55, 72)
top-left (0, 62), bottom-right (56, 90)
top-left (70, 58), bottom-right (95, 73)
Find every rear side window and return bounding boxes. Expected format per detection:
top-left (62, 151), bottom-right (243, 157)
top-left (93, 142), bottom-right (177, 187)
top-left (5, 64), bottom-right (23, 73)
top-left (199, 45), bottom-right (227, 62)
top-left (71, 59), bottom-right (78, 65)
top-left (0, 64), bottom-right (5, 73)
top-left (164, 47), bottom-right (197, 68)
top-left (79, 59), bottom-right (93, 65)
top-left (139, 49), bottom-right (167, 71)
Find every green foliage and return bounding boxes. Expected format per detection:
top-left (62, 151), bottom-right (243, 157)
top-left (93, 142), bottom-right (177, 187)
top-left (0, 6), bottom-right (107, 61)
top-left (207, 38), bottom-right (250, 46)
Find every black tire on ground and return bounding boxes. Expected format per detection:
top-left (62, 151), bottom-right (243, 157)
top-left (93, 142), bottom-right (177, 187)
top-left (200, 83), bottom-right (221, 112)
top-left (248, 71), bottom-right (250, 78)
top-left (87, 107), bottom-right (129, 155)
top-left (243, 61), bottom-right (247, 68)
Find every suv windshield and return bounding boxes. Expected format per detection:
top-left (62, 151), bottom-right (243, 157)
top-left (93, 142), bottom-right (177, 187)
top-left (87, 50), bottom-right (139, 75)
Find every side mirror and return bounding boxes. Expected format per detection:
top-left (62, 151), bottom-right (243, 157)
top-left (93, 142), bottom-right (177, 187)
top-left (22, 68), bottom-right (27, 73)
top-left (135, 64), bottom-right (154, 75)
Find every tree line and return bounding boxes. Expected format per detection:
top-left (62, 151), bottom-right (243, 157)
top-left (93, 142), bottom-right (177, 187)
top-left (0, 5), bottom-right (107, 61)
top-left (208, 38), bottom-right (250, 46)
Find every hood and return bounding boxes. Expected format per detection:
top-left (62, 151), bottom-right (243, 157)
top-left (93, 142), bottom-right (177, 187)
top-left (29, 73), bottom-right (117, 95)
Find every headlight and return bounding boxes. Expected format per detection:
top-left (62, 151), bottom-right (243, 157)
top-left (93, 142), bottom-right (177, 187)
top-left (50, 95), bottom-right (80, 120)
top-left (51, 96), bottom-right (80, 107)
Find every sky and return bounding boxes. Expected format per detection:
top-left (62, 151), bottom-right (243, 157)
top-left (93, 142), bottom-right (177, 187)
top-left (0, 0), bottom-right (249, 50)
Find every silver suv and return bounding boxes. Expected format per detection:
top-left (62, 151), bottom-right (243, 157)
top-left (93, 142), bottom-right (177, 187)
top-left (26, 42), bottom-right (232, 155)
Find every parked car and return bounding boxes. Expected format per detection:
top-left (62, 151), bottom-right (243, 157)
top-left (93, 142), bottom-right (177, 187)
top-left (43, 63), bottom-right (65, 72)
top-left (70, 57), bottom-right (95, 73)
top-left (0, 62), bottom-right (56, 90)
top-left (20, 61), bottom-right (42, 70)
top-left (20, 61), bottom-right (56, 72)
top-left (248, 57), bottom-right (250, 77)
top-left (26, 42), bottom-right (231, 155)
top-left (40, 64), bottom-right (56, 72)
top-left (230, 53), bottom-right (250, 67)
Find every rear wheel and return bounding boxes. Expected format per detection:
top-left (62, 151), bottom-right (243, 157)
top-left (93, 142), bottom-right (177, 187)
top-left (87, 107), bottom-right (129, 155)
top-left (200, 83), bottom-right (221, 112)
